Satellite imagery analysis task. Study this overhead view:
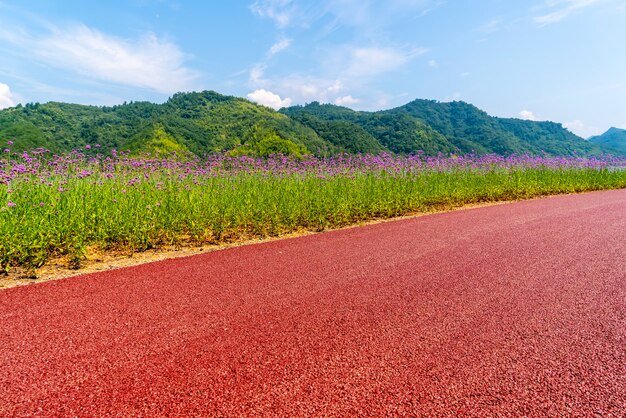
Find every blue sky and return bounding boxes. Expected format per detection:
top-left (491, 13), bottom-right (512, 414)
top-left (0, 0), bottom-right (625, 137)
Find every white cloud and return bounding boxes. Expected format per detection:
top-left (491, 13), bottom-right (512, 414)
top-left (268, 38), bottom-right (291, 56)
top-left (335, 95), bottom-right (359, 106)
top-left (0, 23), bottom-right (200, 94)
top-left (428, 59), bottom-right (438, 68)
top-left (250, 0), bottom-right (296, 28)
top-left (277, 76), bottom-right (348, 103)
top-left (344, 46), bottom-right (427, 77)
top-left (247, 89), bottom-right (292, 109)
top-left (533, 0), bottom-right (603, 25)
top-left (246, 71), bottom-right (345, 106)
top-left (36, 25), bottom-right (199, 93)
top-left (327, 80), bottom-right (343, 93)
top-left (563, 119), bottom-right (601, 138)
top-left (519, 110), bottom-right (538, 121)
top-left (297, 83), bottom-right (322, 98)
top-left (0, 83), bottom-right (15, 109)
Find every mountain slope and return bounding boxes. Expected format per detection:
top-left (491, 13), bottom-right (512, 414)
top-left (390, 99), bottom-right (606, 156)
top-left (0, 91), bottom-right (335, 156)
top-left (285, 111), bottom-right (387, 154)
top-left (281, 103), bottom-right (458, 155)
top-left (283, 99), bottom-right (612, 156)
top-left (589, 127), bottom-right (626, 153)
top-left (387, 99), bottom-right (523, 154)
top-left (0, 91), bottom-right (620, 157)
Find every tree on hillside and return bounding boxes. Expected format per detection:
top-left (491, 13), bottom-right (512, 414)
top-left (230, 124), bottom-right (308, 157)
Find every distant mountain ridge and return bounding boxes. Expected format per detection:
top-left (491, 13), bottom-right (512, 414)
top-left (282, 99), bottom-right (609, 156)
top-left (0, 90), bottom-right (620, 157)
top-left (589, 127), bottom-right (626, 153)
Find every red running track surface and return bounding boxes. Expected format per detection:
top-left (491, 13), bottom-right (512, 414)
top-left (1, 190), bottom-right (625, 416)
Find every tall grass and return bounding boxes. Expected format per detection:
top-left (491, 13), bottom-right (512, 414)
top-left (1, 148), bottom-right (625, 271)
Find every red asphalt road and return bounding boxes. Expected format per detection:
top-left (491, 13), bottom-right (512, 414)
top-left (1, 190), bottom-right (625, 417)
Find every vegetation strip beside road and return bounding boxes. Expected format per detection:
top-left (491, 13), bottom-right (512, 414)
top-left (0, 199), bottom-right (523, 288)
top-left (2, 148), bottom-right (625, 277)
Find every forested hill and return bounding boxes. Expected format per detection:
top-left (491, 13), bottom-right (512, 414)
top-left (589, 127), bottom-right (626, 153)
top-left (0, 90), bottom-right (618, 157)
top-left (0, 91), bottom-right (330, 157)
top-left (282, 100), bottom-right (609, 156)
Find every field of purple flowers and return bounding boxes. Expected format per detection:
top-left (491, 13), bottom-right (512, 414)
top-left (1, 145), bottom-right (625, 272)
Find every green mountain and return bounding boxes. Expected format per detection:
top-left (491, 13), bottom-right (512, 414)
top-left (281, 102), bottom-right (456, 155)
top-left (589, 127), bottom-right (626, 153)
top-left (0, 91), bottom-right (334, 157)
top-left (0, 90), bottom-right (620, 157)
top-left (283, 99), bottom-right (610, 156)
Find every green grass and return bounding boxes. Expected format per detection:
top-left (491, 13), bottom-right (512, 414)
top-left (2, 155), bottom-right (625, 273)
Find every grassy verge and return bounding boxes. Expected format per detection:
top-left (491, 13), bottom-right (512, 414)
top-left (1, 151), bottom-right (625, 272)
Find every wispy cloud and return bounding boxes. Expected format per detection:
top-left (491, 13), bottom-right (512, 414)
top-left (533, 0), bottom-right (604, 25)
top-left (278, 76), bottom-right (345, 102)
top-left (0, 82), bottom-right (15, 109)
top-left (247, 88), bottom-right (292, 109)
top-left (268, 37), bottom-right (291, 56)
top-left (249, 63), bottom-right (268, 85)
top-left (250, 0), bottom-right (298, 28)
top-left (322, 0), bottom-right (445, 29)
top-left (249, 0), bottom-right (445, 32)
top-left (38, 25), bottom-right (199, 93)
top-left (246, 0), bottom-right (435, 109)
top-left (343, 46), bottom-right (428, 77)
top-left (0, 23), bottom-right (200, 94)
top-left (247, 38), bottom-right (291, 87)
top-left (246, 43), bottom-right (426, 108)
